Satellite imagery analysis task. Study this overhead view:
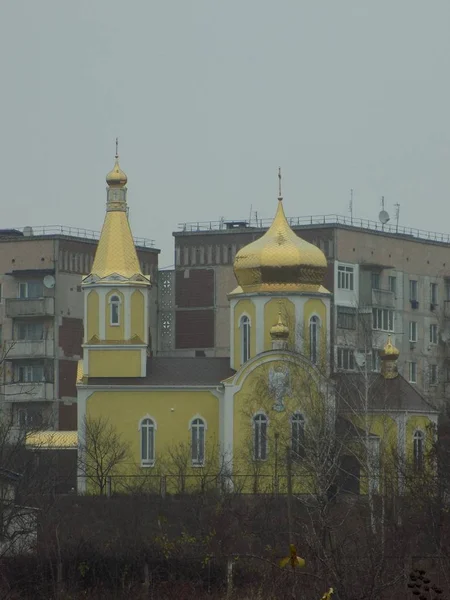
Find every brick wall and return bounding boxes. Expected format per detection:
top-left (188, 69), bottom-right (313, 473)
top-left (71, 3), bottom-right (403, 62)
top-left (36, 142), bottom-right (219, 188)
top-left (175, 310), bottom-right (214, 348)
top-left (59, 360), bottom-right (78, 399)
top-left (59, 317), bottom-right (83, 357)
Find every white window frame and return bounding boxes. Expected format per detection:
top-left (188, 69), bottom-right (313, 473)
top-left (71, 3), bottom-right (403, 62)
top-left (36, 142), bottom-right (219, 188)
top-left (239, 314), bottom-right (251, 364)
top-left (372, 308), bottom-right (394, 332)
top-left (291, 412), bottom-right (305, 459)
top-left (18, 281), bottom-right (44, 299)
top-left (253, 412), bottom-right (268, 461)
top-left (189, 416), bottom-right (207, 466)
top-left (337, 265), bottom-right (354, 291)
top-left (430, 282), bottom-right (438, 306)
top-left (109, 294), bottom-right (121, 327)
top-left (388, 275), bottom-right (396, 294)
top-left (17, 364), bottom-right (45, 383)
top-left (139, 416), bottom-right (156, 467)
top-left (337, 347), bottom-right (355, 371)
top-left (430, 324), bottom-right (438, 344)
top-left (409, 279), bottom-right (418, 302)
top-left (409, 321), bottom-right (417, 343)
top-left (409, 362), bottom-right (417, 384)
top-left (413, 430), bottom-right (424, 471)
top-left (309, 315), bottom-right (320, 365)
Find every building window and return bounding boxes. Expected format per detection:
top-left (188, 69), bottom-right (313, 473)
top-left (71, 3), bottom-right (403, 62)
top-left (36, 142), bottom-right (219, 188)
top-left (337, 347), bottom-right (355, 371)
top-left (17, 365), bottom-right (44, 383)
top-left (372, 308), bottom-right (394, 332)
top-left (17, 407), bottom-right (43, 429)
top-left (371, 272), bottom-right (380, 290)
top-left (445, 279), bottom-right (450, 301)
top-left (430, 283), bottom-right (438, 306)
top-left (291, 413), bottom-right (305, 459)
top-left (240, 315), bottom-right (251, 364)
top-left (409, 279), bottom-right (418, 302)
top-left (430, 324), bottom-right (438, 344)
top-left (0, 283), bottom-right (2, 302)
top-left (140, 417), bottom-right (156, 466)
top-left (388, 276), bottom-right (396, 294)
top-left (413, 430), bottom-right (424, 471)
top-left (409, 321), bottom-right (417, 343)
top-left (368, 437), bottom-right (380, 493)
top-left (337, 306), bottom-right (356, 330)
top-left (190, 417), bottom-right (206, 466)
top-left (109, 295), bottom-right (121, 326)
top-left (409, 362), bottom-right (417, 384)
top-left (337, 265), bottom-right (354, 290)
top-left (18, 281), bottom-right (44, 299)
top-left (253, 413), bottom-right (268, 461)
top-left (430, 364), bottom-right (438, 386)
top-left (309, 316), bottom-right (319, 364)
top-left (371, 349), bottom-right (381, 372)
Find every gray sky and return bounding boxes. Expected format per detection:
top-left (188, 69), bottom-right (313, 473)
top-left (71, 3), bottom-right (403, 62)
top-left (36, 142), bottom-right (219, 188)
top-left (2, 1), bottom-right (450, 266)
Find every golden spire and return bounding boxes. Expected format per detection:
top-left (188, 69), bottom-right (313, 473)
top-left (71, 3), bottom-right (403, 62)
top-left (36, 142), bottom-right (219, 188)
top-left (233, 170), bottom-right (328, 294)
top-left (270, 309), bottom-right (290, 340)
top-left (379, 335), bottom-right (400, 379)
top-left (106, 138), bottom-right (128, 188)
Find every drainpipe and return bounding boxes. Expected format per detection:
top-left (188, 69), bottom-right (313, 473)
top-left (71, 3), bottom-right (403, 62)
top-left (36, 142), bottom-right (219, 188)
top-left (53, 239), bottom-right (59, 430)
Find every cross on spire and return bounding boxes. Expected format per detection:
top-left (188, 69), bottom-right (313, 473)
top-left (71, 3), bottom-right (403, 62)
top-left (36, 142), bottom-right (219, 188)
top-left (115, 137), bottom-right (119, 159)
top-left (278, 167), bottom-right (282, 200)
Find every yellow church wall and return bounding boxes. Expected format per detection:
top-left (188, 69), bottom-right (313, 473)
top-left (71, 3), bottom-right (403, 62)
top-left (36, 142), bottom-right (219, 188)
top-left (264, 298), bottom-right (295, 351)
top-left (86, 290), bottom-right (99, 340)
top-left (89, 349), bottom-right (141, 377)
top-left (131, 290), bottom-right (145, 340)
top-left (85, 389), bottom-right (220, 492)
top-left (105, 289), bottom-right (124, 341)
top-left (233, 299), bottom-right (256, 370)
top-left (303, 298), bottom-right (327, 369)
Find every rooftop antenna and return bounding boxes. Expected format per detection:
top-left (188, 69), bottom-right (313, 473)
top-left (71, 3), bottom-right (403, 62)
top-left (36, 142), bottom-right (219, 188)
top-left (379, 196), bottom-right (390, 231)
top-left (394, 203), bottom-right (400, 233)
top-left (249, 204), bottom-right (253, 226)
top-left (115, 137), bottom-right (119, 159)
top-left (349, 189), bottom-right (354, 224)
top-left (278, 167), bottom-right (282, 200)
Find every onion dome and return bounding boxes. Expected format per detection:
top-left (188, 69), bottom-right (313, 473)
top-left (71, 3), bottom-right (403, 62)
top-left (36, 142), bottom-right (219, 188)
top-left (270, 311), bottom-right (290, 340)
top-left (379, 335), bottom-right (400, 360)
top-left (106, 157), bottom-right (127, 188)
top-left (233, 197), bottom-right (327, 293)
top-left (379, 335), bottom-right (399, 380)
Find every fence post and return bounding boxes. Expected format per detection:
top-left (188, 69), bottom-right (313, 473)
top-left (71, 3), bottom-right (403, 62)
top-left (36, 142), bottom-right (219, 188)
top-left (107, 476), bottom-right (112, 498)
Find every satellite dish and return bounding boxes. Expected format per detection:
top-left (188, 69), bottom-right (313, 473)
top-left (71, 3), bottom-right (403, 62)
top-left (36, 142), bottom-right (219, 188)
top-left (379, 210), bottom-right (390, 225)
top-left (354, 351), bottom-right (366, 367)
top-left (43, 275), bottom-right (56, 289)
top-left (23, 226), bottom-right (33, 236)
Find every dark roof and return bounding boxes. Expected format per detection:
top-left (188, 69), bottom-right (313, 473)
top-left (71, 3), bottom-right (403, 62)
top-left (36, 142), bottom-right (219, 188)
top-left (333, 372), bottom-right (437, 414)
top-left (87, 357), bottom-right (235, 387)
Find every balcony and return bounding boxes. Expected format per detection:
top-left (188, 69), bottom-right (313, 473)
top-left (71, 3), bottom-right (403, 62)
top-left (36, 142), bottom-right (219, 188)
top-left (371, 289), bottom-right (395, 308)
top-left (5, 340), bottom-right (54, 359)
top-left (5, 298), bottom-right (54, 318)
top-left (444, 301), bottom-right (450, 320)
top-left (2, 383), bottom-right (54, 403)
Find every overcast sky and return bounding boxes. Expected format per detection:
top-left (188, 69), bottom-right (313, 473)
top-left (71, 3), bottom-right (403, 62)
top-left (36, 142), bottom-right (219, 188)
top-left (2, 1), bottom-right (450, 266)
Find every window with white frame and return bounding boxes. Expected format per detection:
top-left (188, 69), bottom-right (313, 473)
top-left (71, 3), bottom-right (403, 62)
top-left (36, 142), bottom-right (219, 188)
top-left (388, 276), bottom-right (396, 294)
top-left (337, 265), bottom-right (354, 290)
top-left (16, 322), bottom-right (44, 341)
top-left (18, 281), bottom-right (44, 299)
top-left (372, 308), bottom-right (394, 332)
top-left (371, 349), bottom-right (381, 372)
top-left (17, 364), bottom-right (44, 383)
top-left (409, 279), bottom-right (418, 302)
top-left (413, 430), bottom-right (424, 471)
top-left (240, 315), bottom-right (251, 364)
top-left (337, 306), bottom-right (356, 330)
top-left (445, 279), bottom-right (450, 301)
top-left (409, 321), bottom-right (417, 343)
top-left (109, 295), bottom-right (121, 326)
top-left (430, 364), bottom-right (438, 386)
top-left (409, 362), bottom-right (417, 384)
top-left (140, 417), bottom-right (156, 466)
top-left (309, 316), bottom-right (319, 364)
top-left (430, 282), bottom-right (438, 306)
top-left (371, 271), bottom-right (380, 290)
top-left (190, 417), bottom-right (206, 466)
top-left (430, 324), bottom-right (438, 344)
top-left (291, 413), bottom-right (305, 459)
top-left (253, 413), bottom-right (268, 461)
top-left (17, 407), bottom-right (43, 429)
top-left (337, 347), bottom-right (355, 371)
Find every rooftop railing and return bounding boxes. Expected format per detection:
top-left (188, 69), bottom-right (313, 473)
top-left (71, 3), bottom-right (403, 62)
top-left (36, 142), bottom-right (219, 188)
top-left (178, 214), bottom-right (450, 244)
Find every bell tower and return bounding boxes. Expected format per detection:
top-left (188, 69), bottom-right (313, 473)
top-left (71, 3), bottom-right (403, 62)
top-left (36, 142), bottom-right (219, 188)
top-left (82, 141), bottom-right (151, 378)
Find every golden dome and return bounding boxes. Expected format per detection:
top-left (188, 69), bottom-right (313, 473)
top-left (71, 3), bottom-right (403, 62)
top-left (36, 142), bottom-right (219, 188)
top-left (380, 335), bottom-right (400, 360)
top-left (106, 156), bottom-right (127, 188)
top-left (233, 198), bottom-right (327, 293)
top-left (270, 311), bottom-right (290, 340)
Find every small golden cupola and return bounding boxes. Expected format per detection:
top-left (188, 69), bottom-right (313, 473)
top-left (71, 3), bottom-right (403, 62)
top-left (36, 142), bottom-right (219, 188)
top-left (233, 171), bottom-right (328, 294)
top-left (379, 335), bottom-right (400, 379)
top-left (270, 311), bottom-right (290, 350)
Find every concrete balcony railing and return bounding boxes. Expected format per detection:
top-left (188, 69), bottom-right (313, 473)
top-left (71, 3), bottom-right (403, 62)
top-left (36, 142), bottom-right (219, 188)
top-left (5, 340), bottom-right (54, 359)
top-left (444, 301), bottom-right (450, 320)
top-left (371, 288), bottom-right (395, 308)
top-left (2, 383), bottom-right (54, 403)
top-left (5, 298), bottom-right (54, 318)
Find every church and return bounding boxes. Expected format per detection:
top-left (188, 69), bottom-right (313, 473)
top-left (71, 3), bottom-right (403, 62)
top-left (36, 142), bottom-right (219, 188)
top-left (76, 153), bottom-right (437, 495)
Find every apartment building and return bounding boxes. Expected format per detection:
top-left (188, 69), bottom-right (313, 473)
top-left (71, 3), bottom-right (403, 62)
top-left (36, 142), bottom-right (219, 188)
top-left (0, 226), bottom-right (159, 435)
top-left (163, 214), bottom-right (450, 404)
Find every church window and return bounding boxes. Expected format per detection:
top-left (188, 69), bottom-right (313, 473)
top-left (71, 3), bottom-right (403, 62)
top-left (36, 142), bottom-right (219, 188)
top-left (309, 316), bottom-right (320, 364)
top-left (413, 430), bottom-right (424, 471)
top-left (253, 413), bottom-right (268, 461)
top-left (190, 417), bottom-right (206, 466)
top-left (110, 295), bottom-right (121, 326)
top-left (240, 315), bottom-right (251, 364)
top-left (140, 417), bottom-right (156, 466)
top-left (291, 413), bottom-right (305, 459)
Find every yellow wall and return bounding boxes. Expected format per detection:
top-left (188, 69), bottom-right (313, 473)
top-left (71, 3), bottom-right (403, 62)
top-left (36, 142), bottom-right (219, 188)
top-left (131, 290), bottom-right (145, 340)
top-left (303, 298), bottom-right (327, 368)
top-left (233, 299), bottom-right (256, 370)
top-left (86, 290), bottom-right (99, 340)
top-left (264, 298), bottom-right (295, 351)
top-left (105, 290), bottom-right (124, 341)
top-left (89, 349), bottom-right (141, 377)
top-left (86, 389), bottom-right (219, 473)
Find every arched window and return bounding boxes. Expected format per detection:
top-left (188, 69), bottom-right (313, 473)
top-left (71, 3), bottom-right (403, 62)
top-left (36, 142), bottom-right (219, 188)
top-left (291, 413), bottom-right (305, 459)
top-left (240, 315), bottom-right (251, 364)
top-left (110, 295), bottom-right (121, 326)
top-left (310, 316), bottom-right (320, 364)
top-left (190, 417), bottom-right (206, 466)
top-left (140, 417), bottom-right (156, 466)
top-left (253, 413), bottom-right (268, 461)
top-left (413, 430), bottom-right (424, 471)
